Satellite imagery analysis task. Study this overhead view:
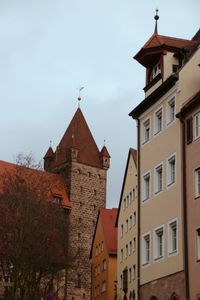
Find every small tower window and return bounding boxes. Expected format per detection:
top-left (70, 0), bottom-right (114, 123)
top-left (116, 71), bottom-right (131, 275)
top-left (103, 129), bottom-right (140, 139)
top-left (150, 62), bottom-right (161, 81)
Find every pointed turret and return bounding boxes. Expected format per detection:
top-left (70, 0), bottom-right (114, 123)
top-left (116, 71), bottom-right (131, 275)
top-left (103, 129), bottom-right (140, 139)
top-left (100, 145), bottom-right (110, 170)
top-left (43, 146), bottom-right (54, 171)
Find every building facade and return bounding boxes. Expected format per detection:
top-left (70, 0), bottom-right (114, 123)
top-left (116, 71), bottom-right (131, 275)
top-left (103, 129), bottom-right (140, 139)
top-left (44, 107), bottom-right (110, 299)
top-left (116, 148), bottom-right (138, 300)
top-left (129, 16), bottom-right (200, 300)
top-left (90, 208), bottom-right (118, 300)
top-left (177, 90), bottom-right (200, 300)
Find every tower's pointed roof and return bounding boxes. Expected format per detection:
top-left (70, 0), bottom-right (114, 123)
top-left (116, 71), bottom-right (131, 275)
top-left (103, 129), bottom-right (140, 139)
top-left (58, 108), bottom-right (101, 168)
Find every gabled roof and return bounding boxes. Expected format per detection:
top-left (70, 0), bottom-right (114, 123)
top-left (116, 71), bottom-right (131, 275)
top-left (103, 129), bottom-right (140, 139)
top-left (134, 32), bottom-right (198, 67)
top-left (100, 208), bottom-right (118, 255)
top-left (0, 160), bottom-right (71, 209)
top-left (115, 148), bottom-right (137, 227)
top-left (57, 108), bottom-right (102, 168)
top-left (44, 146), bottom-right (54, 159)
top-left (90, 208), bottom-right (118, 258)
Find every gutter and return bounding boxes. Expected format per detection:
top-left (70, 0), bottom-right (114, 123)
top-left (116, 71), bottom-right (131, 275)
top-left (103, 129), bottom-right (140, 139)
top-left (137, 119), bottom-right (141, 299)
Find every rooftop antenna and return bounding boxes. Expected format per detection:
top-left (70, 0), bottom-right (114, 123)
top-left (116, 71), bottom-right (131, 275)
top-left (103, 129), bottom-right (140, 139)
top-left (77, 87), bottom-right (84, 108)
top-left (154, 8), bottom-right (159, 34)
top-left (50, 140), bottom-right (52, 147)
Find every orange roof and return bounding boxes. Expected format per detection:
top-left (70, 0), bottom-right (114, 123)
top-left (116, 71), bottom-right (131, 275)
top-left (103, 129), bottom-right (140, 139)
top-left (48, 108), bottom-right (105, 168)
top-left (100, 208), bottom-right (118, 255)
top-left (134, 32), bottom-right (198, 67)
top-left (0, 160), bottom-right (71, 209)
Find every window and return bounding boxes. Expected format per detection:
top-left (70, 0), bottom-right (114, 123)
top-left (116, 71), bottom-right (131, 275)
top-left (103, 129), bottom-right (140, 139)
top-left (129, 268), bottom-right (132, 283)
top-left (133, 211), bottom-right (136, 225)
top-left (126, 219), bottom-right (128, 233)
top-left (125, 244), bottom-right (128, 258)
top-left (155, 164), bottom-right (163, 193)
top-left (130, 191), bottom-right (132, 203)
top-left (133, 188), bottom-right (135, 200)
top-left (121, 224), bottom-right (124, 238)
top-left (168, 220), bottom-right (178, 254)
top-left (123, 198), bottom-right (126, 210)
top-left (133, 265), bottom-right (136, 280)
top-left (167, 98), bottom-right (175, 124)
top-left (101, 281), bottom-right (106, 292)
top-left (102, 259), bottom-right (107, 271)
top-left (129, 241), bottom-right (132, 255)
top-left (130, 215), bottom-right (132, 229)
top-left (194, 112), bottom-right (200, 139)
top-left (167, 155), bottom-right (176, 186)
top-left (155, 108), bottom-right (162, 134)
top-left (126, 195), bottom-right (129, 207)
top-left (142, 233), bottom-right (150, 265)
top-left (133, 237), bottom-right (136, 252)
top-left (120, 249), bottom-right (123, 262)
top-left (120, 275), bottom-right (123, 289)
top-left (154, 226), bottom-right (164, 260)
top-left (142, 172), bottom-right (150, 201)
top-left (195, 168), bottom-right (200, 198)
top-left (142, 119), bottom-right (150, 144)
top-left (196, 228), bottom-right (200, 260)
top-left (150, 62), bottom-right (161, 81)
top-left (123, 269), bottom-right (128, 293)
top-left (53, 195), bottom-right (62, 204)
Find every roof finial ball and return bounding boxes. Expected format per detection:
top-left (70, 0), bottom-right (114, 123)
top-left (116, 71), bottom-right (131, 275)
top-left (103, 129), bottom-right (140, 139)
top-left (77, 87), bottom-right (84, 108)
top-left (154, 9), bottom-right (159, 34)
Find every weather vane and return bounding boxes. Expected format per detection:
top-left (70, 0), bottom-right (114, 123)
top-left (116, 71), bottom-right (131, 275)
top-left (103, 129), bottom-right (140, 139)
top-left (77, 87), bottom-right (84, 107)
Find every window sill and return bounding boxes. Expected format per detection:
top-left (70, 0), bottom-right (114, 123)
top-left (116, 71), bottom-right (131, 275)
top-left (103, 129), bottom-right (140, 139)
top-left (154, 255), bottom-right (163, 261)
top-left (167, 181), bottom-right (175, 188)
top-left (142, 262), bottom-right (150, 267)
top-left (195, 195), bottom-right (200, 200)
top-left (169, 250), bottom-right (177, 256)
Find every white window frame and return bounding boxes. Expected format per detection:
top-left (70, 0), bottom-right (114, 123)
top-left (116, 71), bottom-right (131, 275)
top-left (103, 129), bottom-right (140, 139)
top-left (168, 218), bottom-right (178, 256)
top-left (142, 170), bottom-right (151, 202)
top-left (167, 97), bottom-right (176, 126)
top-left (121, 224), bottom-right (124, 238)
top-left (133, 237), bottom-right (136, 252)
top-left (133, 211), bottom-right (136, 226)
top-left (120, 249), bottom-right (123, 262)
top-left (129, 241), bottom-right (132, 255)
top-left (167, 154), bottom-right (176, 187)
top-left (154, 107), bottom-right (163, 135)
top-left (154, 225), bottom-right (164, 260)
top-left (196, 228), bottom-right (200, 261)
top-left (133, 265), bottom-right (136, 281)
top-left (101, 281), bottom-right (106, 293)
top-left (194, 112), bottom-right (200, 139)
top-left (154, 163), bottom-right (163, 194)
top-left (195, 168), bottom-right (200, 198)
top-left (130, 215), bottom-right (132, 229)
top-left (125, 244), bottom-right (128, 259)
top-left (142, 118), bottom-right (151, 144)
top-left (142, 232), bottom-right (151, 266)
top-left (126, 219), bottom-right (128, 233)
top-left (129, 268), bottom-right (132, 283)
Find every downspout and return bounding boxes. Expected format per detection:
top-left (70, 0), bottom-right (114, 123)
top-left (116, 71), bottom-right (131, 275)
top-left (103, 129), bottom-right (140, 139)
top-left (137, 119), bottom-right (141, 300)
top-left (179, 116), bottom-right (189, 300)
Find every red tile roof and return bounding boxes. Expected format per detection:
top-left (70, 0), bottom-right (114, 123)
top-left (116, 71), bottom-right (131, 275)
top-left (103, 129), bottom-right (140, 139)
top-left (0, 160), bottom-right (71, 209)
top-left (100, 208), bottom-right (118, 255)
top-left (134, 32), bottom-right (198, 67)
top-left (48, 108), bottom-right (105, 168)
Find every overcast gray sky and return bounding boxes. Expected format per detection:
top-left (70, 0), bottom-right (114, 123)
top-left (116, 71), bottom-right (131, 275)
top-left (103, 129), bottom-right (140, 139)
top-left (0, 0), bottom-right (199, 208)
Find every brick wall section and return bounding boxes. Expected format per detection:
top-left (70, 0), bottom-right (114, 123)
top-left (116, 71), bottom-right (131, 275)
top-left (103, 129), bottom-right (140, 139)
top-left (51, 160), bottom-right (107, 300)
top-left (140, 271), bottom-right (186, 300)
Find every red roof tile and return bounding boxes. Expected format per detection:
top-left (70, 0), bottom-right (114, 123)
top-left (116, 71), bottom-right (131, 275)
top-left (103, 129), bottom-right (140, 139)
top-left (134, 32), bottom-right (198, 67)
top-left (0, 160), bottom-right (71, 209)
top-left (100, 208), bottom-right (118, 255)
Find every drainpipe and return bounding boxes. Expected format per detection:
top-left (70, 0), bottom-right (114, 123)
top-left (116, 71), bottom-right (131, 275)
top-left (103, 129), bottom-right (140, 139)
top-left (179, 116), bottom-right (189, 300)
top-left (137, 119), bottom-right (141, 300)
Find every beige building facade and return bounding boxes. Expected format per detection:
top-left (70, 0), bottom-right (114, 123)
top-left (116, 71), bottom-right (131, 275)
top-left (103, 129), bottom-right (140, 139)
top-left (130, 17), bottom-right (200, 300)
top-left (116, 148), bottom-right (138, 300)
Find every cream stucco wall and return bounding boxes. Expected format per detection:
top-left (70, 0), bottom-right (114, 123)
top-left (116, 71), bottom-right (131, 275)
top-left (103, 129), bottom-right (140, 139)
top-left (117, 152), bottom-right (138, 300)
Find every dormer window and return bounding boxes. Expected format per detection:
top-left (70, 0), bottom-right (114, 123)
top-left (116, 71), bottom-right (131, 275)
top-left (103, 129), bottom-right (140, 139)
top-left (150, 62), bottom-right (161, 81)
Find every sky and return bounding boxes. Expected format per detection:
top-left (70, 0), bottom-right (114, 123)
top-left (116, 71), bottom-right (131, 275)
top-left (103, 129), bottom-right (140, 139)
top-left (0, 0), bottom-right (199, 208)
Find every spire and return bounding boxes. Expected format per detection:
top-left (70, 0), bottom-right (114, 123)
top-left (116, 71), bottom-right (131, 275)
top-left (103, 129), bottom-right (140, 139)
top-left (154, 9), bottom-right (159, 34)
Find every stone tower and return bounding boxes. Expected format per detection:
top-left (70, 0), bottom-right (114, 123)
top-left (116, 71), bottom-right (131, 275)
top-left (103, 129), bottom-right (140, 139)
top-left (44, 107), bottom-right (110, 299)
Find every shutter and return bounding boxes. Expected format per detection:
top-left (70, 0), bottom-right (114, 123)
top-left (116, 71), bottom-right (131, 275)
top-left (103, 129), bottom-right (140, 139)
top-left (186, 117), bottom-right (193, 144)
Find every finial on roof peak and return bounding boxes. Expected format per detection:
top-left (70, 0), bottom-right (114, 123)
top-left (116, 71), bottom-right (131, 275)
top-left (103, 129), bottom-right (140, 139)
top-left (154, 8), bottom-right (159, 34)
top-left (77, 87), bottom-right (84, 108)
top-left (50, 140), bottom-right (52, 147)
